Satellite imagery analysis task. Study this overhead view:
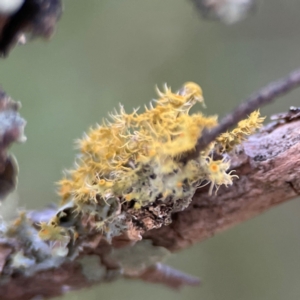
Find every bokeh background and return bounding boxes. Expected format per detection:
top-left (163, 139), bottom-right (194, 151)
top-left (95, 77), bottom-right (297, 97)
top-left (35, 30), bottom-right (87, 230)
top-left (1, 0), bottom-right (300, 299)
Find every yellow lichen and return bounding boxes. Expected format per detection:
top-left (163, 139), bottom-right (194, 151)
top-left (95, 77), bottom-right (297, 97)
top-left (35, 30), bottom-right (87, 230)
top-left (216, 110), bottom-right (265, 152)
top-left (58, 83), bottom-right (263, 205)
top-left (42, 82), bottom-right (264, 242)
top-left (38, 222), bottom-right (69, 242)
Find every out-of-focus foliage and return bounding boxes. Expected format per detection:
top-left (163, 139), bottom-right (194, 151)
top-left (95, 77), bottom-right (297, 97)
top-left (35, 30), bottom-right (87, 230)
top-left (0, 0), bottom-right (300, 299)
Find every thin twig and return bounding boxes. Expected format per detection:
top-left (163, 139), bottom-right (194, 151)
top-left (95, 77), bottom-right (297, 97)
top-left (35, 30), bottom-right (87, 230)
top-left (187, 68), bottom-right (300, 160)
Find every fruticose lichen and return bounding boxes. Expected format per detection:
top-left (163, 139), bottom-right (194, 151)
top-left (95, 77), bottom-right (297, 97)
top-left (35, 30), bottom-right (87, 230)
top-left (0, 82), bottom-right (264, 281)
top-left (47, 82), bottom-right (264, 245)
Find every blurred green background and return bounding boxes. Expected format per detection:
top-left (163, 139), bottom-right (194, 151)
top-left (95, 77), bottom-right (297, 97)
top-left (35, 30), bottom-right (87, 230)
top-left (1, 0), bottom-right (300, 299)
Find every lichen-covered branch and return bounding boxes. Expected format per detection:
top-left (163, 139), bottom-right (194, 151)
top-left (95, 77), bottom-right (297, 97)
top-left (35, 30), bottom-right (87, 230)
top-left (0, 116), bottom-right (299, 300)
top-left (1, 1), bottom-right (300, 299)
top-left (145, 119), bottom-right (300, 250)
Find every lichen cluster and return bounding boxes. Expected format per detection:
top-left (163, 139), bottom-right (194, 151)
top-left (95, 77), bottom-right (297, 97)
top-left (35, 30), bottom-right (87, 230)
top-left (0, 82), bottom-right (265, 280)
top-left (44, 82), bottom-right (264, 243)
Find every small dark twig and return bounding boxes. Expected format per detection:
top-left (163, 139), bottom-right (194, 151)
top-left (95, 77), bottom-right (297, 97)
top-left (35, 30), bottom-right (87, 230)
top-left (186, 68), bottom-right (300, 160)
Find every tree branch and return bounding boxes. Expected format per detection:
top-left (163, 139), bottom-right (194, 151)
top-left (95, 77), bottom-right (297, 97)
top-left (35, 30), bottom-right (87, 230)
top-left (0, 117), bottom-right (299, 300)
